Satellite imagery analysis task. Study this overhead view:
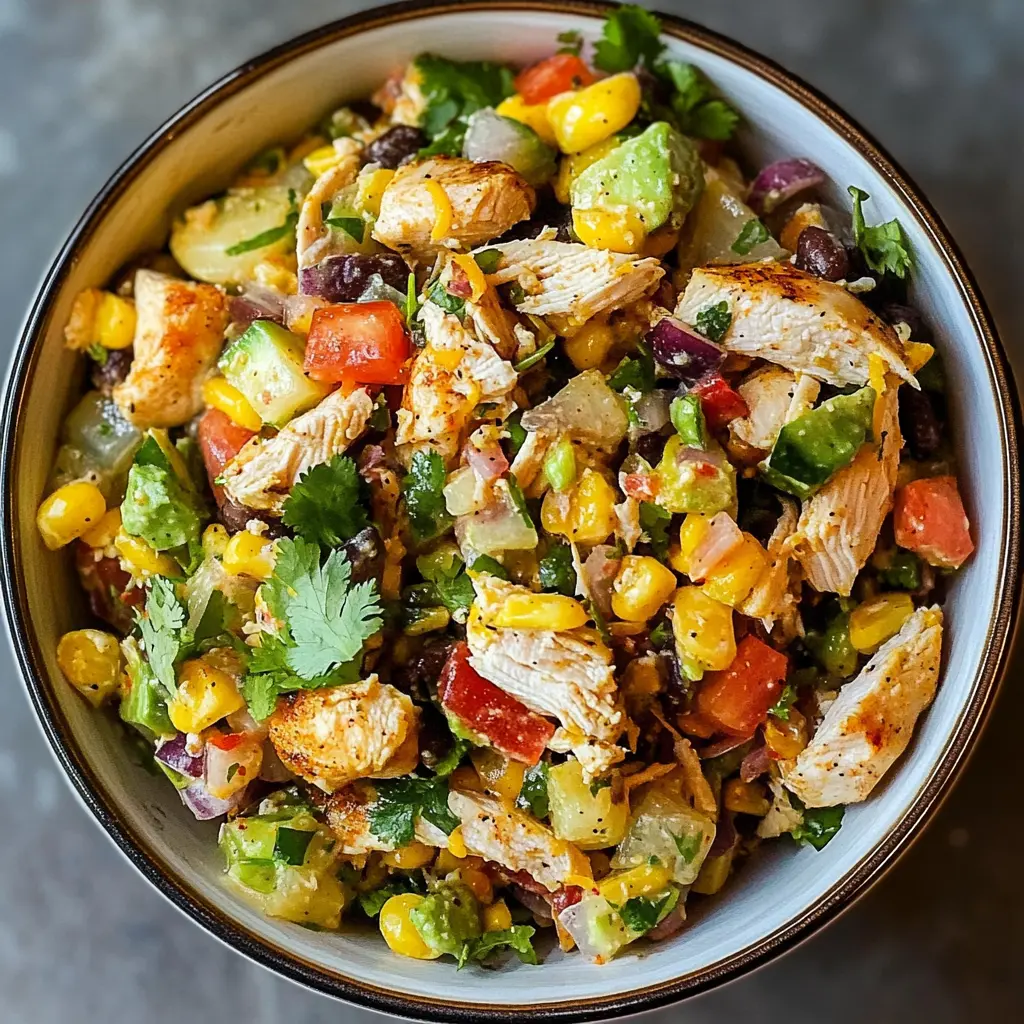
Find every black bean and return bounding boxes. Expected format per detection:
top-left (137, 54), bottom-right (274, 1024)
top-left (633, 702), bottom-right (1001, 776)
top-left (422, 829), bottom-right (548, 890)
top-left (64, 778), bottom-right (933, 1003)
top-left (299, 252), bottom-right (411, 301)
top-left (364, 125), bottom-right (428, 169)
top-left (880, 302), bottom-right (933, 343)
top-left (342, 527), bottom-right (384, 584)
top-left (634, 432), bottom-right (668, 466)
top-left (899, 386), bottom-right (943, 459)
top-left (90, 348), bottom-right (133, 394)
top-left (795, 226), bottom-right (850, 281)
top-left (216, 500), bottom-right (289, 538)
top-left (495, 190), bottom-right (573, 243)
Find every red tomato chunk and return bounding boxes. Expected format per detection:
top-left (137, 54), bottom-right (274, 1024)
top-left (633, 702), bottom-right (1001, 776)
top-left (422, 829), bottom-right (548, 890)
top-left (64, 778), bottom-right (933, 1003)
top-left (304, 301), bottom-right (411, 385)
top-left (197, 408), bottom-right (255, 500)
top-left (691, 373), bottom-right (749, 430)
top-left (438, 643), bottom-right (554, 765)
top-left (514, 54), bottom-right (595, 105)
top-left (893, 475), bottom-right (974, 569)
top-left (696, 635), bottom-right (788, 735)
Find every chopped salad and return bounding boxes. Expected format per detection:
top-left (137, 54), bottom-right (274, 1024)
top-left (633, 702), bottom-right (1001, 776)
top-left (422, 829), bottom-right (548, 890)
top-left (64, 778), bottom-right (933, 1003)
top-left (40, 5), bottom-right (973, 967)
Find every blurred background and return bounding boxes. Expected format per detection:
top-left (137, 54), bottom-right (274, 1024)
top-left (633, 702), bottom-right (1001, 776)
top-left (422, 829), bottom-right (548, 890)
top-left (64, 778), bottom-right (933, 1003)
top-left (1, 1), bottom-right (1021, 1021)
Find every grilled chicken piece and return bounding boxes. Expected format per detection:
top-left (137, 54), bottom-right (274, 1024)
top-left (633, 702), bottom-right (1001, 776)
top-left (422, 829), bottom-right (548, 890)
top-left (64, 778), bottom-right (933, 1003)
top-left (675, 262), bottom-right (915, 387)
top-left (448, 790), bottom-right (592, 892)
top-left (730, 367), bottom-right (820, 453)
top-left (739, 497), bottom-right (801, 628)
top-left (795, 385), bottom-right (901, 595)
top-left (113, 269), bottom-right (228, 428)
top-left (296, 141), bottom-right (362, 269)
top-left (466, 287), bottom-right (520, 361)
top-left (396, 300), bottom-right (517, 464)
top-left (325, 781), bottom-right (451, 855)
top-left (221, 387), bottom-right (373, 512)
top-left (467, 577), bottom-right (627, 777)
top-left (782, 606), bottom-right (943, 806)
top-left (482, 236), bottom-right (664, 327)
top-left (372, 157), bottom-right (534, 260)
top-left (268, 676), bottom-right (419, 793)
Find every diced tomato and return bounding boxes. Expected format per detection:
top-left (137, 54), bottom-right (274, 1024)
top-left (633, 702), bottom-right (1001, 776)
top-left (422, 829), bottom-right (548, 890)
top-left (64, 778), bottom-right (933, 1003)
top-left (207, 732), bottom-right (246, 751)
top-left (75, 543), bottom-right (141, 632)
top-left (622, 472), bottom-right (659, 502)
top-left (304, 301), bottom-right (411, 385)
top-left (691, 373), bottom-right (749, 430)
top-left (514, 54), bottom-right (595, 105)
top-left (893, 475), bottom-right (974, 569)
top-left (198, 408), bottom-right (256, 501)
top-left (696, 635), bottom-right (788, 735)
top-left (438, 643), bottom-right (555, 765)
top-left (550, 885), bottom-right (587, 915)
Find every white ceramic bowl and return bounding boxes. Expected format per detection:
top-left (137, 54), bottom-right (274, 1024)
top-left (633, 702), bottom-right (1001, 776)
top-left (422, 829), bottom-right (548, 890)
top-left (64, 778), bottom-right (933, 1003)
top-left (3, 2), bottom-right (1019, 1019)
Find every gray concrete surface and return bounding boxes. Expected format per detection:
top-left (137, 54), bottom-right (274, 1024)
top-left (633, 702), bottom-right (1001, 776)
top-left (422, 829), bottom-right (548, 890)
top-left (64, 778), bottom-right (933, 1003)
top-left (0, 1), bottom-right (1021, 1021)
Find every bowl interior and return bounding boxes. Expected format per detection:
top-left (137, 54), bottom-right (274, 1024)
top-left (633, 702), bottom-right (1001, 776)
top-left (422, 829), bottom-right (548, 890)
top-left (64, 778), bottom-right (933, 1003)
top-left (5, 3), bottom-right (1015, 1018)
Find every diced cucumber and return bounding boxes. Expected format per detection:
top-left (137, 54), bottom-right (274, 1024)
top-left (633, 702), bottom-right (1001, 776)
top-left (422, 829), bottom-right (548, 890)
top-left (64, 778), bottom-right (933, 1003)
top-left (119, 641), bottom-right (173, 738)
top-left (218, 320), bottom-right (331, 427)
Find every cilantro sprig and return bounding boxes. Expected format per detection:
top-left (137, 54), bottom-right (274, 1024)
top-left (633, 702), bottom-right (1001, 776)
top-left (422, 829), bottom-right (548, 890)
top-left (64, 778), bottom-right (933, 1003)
top-left (281, 455), bottom-right (370, 548)
top-left (848, 185), bottom-right (913, 279)
top-left (402, 449), bottom-right (454, 543)
top-left (456, 926), bottom-right (538, 968)
top-left (367, 775), bottom-right (460, 847)
top-left (225, 189), bottom-right (299, 256)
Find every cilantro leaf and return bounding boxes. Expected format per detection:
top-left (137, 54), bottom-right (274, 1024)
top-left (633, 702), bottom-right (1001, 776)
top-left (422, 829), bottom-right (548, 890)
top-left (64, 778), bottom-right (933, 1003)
top-left (694, 300), bottom-right (732, 343)
top-left (505, 474), bottom-right (534, 529)
top-left (358, 875), bottom-right (426, 918)
top-left (403, 450), bottom-right (454, 543)
top-left (138, 577), bottom-right (186, 695)
top-left (607, 344), bottom-right (656, 393)
top-left (281, 455), bottom-right (369, 548)
top-left (87, 342), bottom-right (108, 365)
top-left (324, 216), bottom-right (365, 243)
top-left (513, 339), bottom-right (555, 373)
top-left (593, 4), bottom-right (664, 73)
top-left (655, 61), bottom-right (740, 141)
top-left (416, 549), bottom-right (478, 621)
top-left (556, 29), bottom-right (583, 56)
top-left (433, 733), bottom-right (472, 778)
top-left (620, 889), bottom-right (678, 936)
top-left (368, 776), bottom-right (459, 847)
top-left (672, 830), bottom-right (702, 863)
top-left (768, 682), bottom-right (797, 720)
top-left (848, 186), bottom-right (913, 279)
top-left (649, 620), bottom-right (672, 650)
top-left (639, 502), bottom-right (671, 560)
top-left (516, 761), bottom-right (550, 819)
top-left (225, 194), bottom-right (299, 256)
top-left (670, 394), bottom-right (707, 449)
top-left (538, 542), bottom-right (577, 597)
top-left (791, 803), bottom-right (845, 850)
top-left (427, 278), bottom-right (466, 317)
top-left (469, 554), bottom-right (509, 580)
top-left (457, 925), bottom-right (538, 968)
top-left (732, 218), bottom-right (771, 255)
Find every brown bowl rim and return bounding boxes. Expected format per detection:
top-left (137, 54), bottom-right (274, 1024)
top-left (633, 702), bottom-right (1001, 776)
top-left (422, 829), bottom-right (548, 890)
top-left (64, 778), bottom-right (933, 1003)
top-left (2, 1), bottom-right (1020, 1020)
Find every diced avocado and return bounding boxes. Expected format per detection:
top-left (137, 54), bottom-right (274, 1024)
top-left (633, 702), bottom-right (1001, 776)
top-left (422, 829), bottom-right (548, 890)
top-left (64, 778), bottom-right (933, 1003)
top-left (118, 650), bottom-right (173, 739)
top-left (408, 880), bottom-right (482, 956)
top-left (571, 122), bottom-right (704, 234)
top-left (654, 434), bottom-right (736, 515)
top-left (218, 320), bottom-right (331, 427)
top-left (761, 387), bottom-right (876, 499)
top-left (219, 814), bottom-right (319, 895)
top-left (463, 109), bottom-right (558, 187)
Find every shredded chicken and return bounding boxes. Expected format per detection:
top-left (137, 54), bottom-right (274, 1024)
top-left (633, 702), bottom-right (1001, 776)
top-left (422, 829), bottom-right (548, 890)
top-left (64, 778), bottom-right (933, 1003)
top-left (782, 606), bottom-right (943, 806)
top-left (795, 385), bottom-right (902, 595)
top-left (675, 262), bottom-right (915, 387)
top-left (113, 269), bottom-right (228, 428)
top-left (739, 498), bottom-right (801, 627)
top-left (221, 387), bottom-right (373, 512)
top-left (730, 367), bottom-right (821, 453)
top-left (268, 675), bottom-right (419, 792)
top-left (296, 140), bottom-right (363, 269)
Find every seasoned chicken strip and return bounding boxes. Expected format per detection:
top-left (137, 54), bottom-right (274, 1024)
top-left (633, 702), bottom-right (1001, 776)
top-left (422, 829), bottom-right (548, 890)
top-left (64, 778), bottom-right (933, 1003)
top-left (325, 781), bottom-right (450, 855)
top-left (739, 497), bottom-right (800, 627)
top-left (448, 790), bottom-right (592, 892)
top-left (782, 606), bottom-right (943, 806)
top-left (221, 387), bottom-right (373, 512)
top-left (296, 140), bottom-right (362, 269)
top-left (467, 577), bottom-right (627, 777)
top-left (269, 676), bottom-right (419, 793)
top-left (730, 367), bottom-right (820, 453)
top-left (396, 300), bottom-right (517, 464)
top-left (113, 269), bottom-right (228, 428)
top-left (795, 385), bottom-right (901, 595)
top-left (482, 237), bottom-right (664, 326)
top-left (373, 157), bottom-right (534, 260)
top-left (675, 262), bottom-right (915, 387)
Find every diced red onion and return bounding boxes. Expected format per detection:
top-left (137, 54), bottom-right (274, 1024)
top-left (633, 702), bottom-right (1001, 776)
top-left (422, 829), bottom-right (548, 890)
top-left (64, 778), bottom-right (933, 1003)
top-left (229, 286), bottom-right (286, 329)
top-left (464, 442), bottom-right (509, 481)
top-left (708, 810), bottom-right (739, 858)
top-left (510, 884), bottom-right (554, 922)
top-left (631, 389), bottom-right (671, 434)
top-left (648, 317), bottom-right (725, 382)
top-left (226, 706), bottom-right (269, 740)
top-left (740, 743), bottom-right (771, 782)
top-left (687, 512), bottom-right (743, 580)
top-left (583, 545), bottom-right (621, 619)
top-left (179, 779), bottom-right (242, 821)
top-left (698, 732), bottom-right (755, 760)
top-left (155, 733), bottom-right (204, 779)
top-left (646, 902), bottom-right (687, 941)
top-left (446, 266), bottom-right (473, 299)
top-left (748, 158), bottom-right (826, 214)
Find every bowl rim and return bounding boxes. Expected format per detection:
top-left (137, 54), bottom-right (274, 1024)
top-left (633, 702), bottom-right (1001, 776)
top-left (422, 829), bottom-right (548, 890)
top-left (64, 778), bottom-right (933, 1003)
top-left (2, 1), bottom-right (1020, 1019)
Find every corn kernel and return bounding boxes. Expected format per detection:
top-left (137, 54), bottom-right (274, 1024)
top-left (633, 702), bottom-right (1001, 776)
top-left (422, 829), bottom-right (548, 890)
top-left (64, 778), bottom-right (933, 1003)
top-left (764, 708), bottom-right (809, 759)
top-left (564, 318), bottom-right (615, 370)
top-left (563, 468), bottom-right (618, 545)
top-left (222, 531), bottom-right (276, 580)
top-left (849, 592), bottom-right (915, 652)
top-left (57, 628), bottom-right (121, 707)
top-left (553, 137), bottom-right (620, 203)
top-left (80, 507), bottom-right (122, 549)
top-left (723, 778), bottom-right (771, 817)
top-left (457, 866), bottom-right (494, 904)
top-left (496, 94), bottom-right (558, 146)
top-left (425, 180), bottom-right (453, 242)
top-left (382, 842), bottom-right (436, 870)
top-left (303, 144), bottom-right (346, 177)
top-left (95, 293), bottom-right (137, 349)
top-left (202, 523), bottom-right (230, 559)
top-left (597, 862), bottom-right (671, 905)
top-left (572, 207), bottom-right (647, 254)
top-left (675, 514), bottom-right (712, 577)
top-left (690, 846), bottom-right (735, 895)
top-left (168, 657), bottom-right (245, 734)
top-left (434, 847), bottom-right (485, 875)
top-left (202, 377), bottom-right (262, 432)
top-left (446, 824), bottom-right (470, 858)
top-left (701, 533), bottom-right (768, 608)
top-left (470, 748), bottom-right (526, 802)
top-left (672, 586), bottom-right (736, 671)
top-left (904, 341), bottom-right (935, 374)
top-left (483, 900), bottom-right (513, 932)
top-left (493, 592), bottom-right (588, 631)
top-left (611, 555), bottom-right (677, 622)
top-left (114, 528), bottom-right (180, 577)
top-left (379, 893), bottom-right (441, 960)
top-left (547, 73), bottom-right (641, 153)
top-left (356, 168), bottom-right (396, 217)
top-left (36, 482), bottom-right (107, 551)
top-left (668, 544), bottom-right (689, 575)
